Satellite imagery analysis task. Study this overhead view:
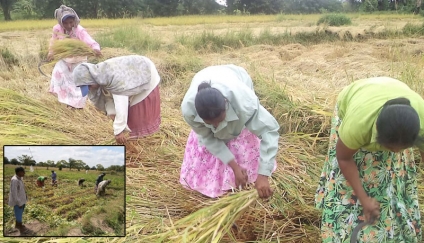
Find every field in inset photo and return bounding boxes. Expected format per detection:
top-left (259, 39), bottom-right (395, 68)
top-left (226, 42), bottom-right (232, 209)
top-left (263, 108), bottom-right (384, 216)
top-left (3, 146), bottom-right (125, 237)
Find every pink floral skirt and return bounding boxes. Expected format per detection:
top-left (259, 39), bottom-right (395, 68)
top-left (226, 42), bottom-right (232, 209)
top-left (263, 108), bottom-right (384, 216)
top-left (180, 128), bottom-right (277, 198)
top-left (49, 60), bottom-right (87, 108)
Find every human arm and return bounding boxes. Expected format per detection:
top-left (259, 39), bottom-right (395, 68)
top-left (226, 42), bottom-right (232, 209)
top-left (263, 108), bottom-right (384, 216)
top-left (245, 104), bottom-right (280, 177)
top-left (336, 138), bottom-right (380, 223)
top-left (112, 94), bottom-right (131, 143)
top-left (104, 94), bottom-right (116, 120)
top-left (244, 103), bottom-right (280, 198)
top-left (77, 27), bottom-right (101, 56)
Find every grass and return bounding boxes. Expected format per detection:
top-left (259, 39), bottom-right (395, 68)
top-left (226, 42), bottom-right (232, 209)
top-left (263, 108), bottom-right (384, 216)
top-left (0, 48), bottom-right (19, 68)
top-left (0, 13), bottom-right (422, 32)
top-left (96, 26), bottom-right (161, 53)
top-left (2, 13), bottom-right (424, 243)
top-left (317, 14), bottom-right (352, 26)
top-left (93, 21), bottom-right (424, 55)
top-left (3, 165), bottom-right (125, 236)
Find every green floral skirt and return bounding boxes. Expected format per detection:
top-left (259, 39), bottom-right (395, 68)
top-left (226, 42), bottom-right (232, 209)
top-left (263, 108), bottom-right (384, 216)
top-left (315, 105), bottom-right (422, 243)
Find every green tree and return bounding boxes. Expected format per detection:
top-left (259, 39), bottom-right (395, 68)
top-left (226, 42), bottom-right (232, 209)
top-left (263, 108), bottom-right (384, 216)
top-left (11, 158), bottom-right (19, 165)
top-left (17, 154), bottom-right (35, 166)
top-left (4, 156), bottom-right (10, 164)
top-left (64, 0), bottom-right (99, 18)
top-left (68, 158), bottom-right (77, 170)
top-left (46, 160), bottom-right (55, 170)
top-left (0, 0), bottom-right (18, 20)
top-left (96, 164), bottom-right (105, 171)
top-left (34, 0), bottom-right (63, 19)
top-left (143, 0), bottom-right (179, 16)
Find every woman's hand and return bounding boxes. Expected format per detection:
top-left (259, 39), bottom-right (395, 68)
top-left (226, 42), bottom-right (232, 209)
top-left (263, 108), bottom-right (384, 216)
top-left (361, 197), bottom-right (380, 223)
top-left (115, 132), bottom-right (127, 144)
top-left (108, 115), bottom-right (116, 121)
top-left (47, 53), bottom-right (54, 62)
top-left (255, 175), bottom-right (273, 199)
top-left (228, 160), bottom-right (248, 189)
top-left (94, 49), bottom-right (102, 57)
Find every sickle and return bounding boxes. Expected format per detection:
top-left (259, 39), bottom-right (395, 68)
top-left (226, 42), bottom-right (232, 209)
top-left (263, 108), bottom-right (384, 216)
top-left (38, 60), bottom-right (50, 78)
top-left (350, 218), bottom-right (375, 243)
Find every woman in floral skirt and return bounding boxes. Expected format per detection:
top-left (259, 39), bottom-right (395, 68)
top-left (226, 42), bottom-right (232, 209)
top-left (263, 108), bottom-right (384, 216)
top-left (180, 64), bottom-right (280, 199)
top-left (315, 77), bottom-right (424, 242)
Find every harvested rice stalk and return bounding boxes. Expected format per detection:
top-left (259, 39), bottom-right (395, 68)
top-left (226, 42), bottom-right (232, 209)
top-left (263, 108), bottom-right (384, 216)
top-left (50, 39), bottom-right (96, 61)
top-left (0, 87), bottom-right (112, 145)
top-left (142, 189), bottom-right (259, 243)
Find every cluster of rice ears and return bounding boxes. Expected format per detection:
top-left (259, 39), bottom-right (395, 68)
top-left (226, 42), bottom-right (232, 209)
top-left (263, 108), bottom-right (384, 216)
top-left (50, 38), bottom-right (96, 62)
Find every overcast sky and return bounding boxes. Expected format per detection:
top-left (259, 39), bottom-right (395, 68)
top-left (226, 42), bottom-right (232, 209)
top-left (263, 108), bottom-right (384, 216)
top-left (4, 146), bottom-right (125, 168)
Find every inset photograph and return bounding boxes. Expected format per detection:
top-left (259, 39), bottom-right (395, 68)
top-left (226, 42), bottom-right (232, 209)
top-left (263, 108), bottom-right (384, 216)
top-left (3, 145), bottom-right (125, 237)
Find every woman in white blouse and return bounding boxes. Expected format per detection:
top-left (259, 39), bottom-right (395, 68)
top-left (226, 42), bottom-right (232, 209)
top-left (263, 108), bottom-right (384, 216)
top-left (180, 64), bottom-right (280, 199)
top-left (73, 55), bottom-right (161, 143)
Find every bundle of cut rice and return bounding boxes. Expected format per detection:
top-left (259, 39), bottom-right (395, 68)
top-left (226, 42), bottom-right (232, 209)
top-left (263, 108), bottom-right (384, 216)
top-left (50, 38), bottom-right (96, 60)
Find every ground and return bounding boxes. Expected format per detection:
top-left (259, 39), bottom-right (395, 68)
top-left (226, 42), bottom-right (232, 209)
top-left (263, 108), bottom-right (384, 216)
top-left (1, 13), bottom-right (424, 242)
top-left (3, 165), bottom-right (125, 237)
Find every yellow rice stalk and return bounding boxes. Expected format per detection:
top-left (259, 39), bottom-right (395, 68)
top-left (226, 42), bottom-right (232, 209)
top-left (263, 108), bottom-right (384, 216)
top-left (50, 38), bottom-right (96, 61)
top-left (0, 87), bottom-right (113, 145)
top-left (141, 189), bottom-right (259, 243)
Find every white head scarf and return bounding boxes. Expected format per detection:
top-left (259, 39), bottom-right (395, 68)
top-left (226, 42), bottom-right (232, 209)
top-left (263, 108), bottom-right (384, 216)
top-left (54, 5), bottom-right (80, 30)
top-left (73, 55), bottom-right (153, 112)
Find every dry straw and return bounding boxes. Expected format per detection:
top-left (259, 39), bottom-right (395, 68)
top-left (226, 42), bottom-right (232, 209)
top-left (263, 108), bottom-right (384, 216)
top-left (3, 28), bottom-right (424, 243)
top-left (50, 38), bottom-right (96, 61)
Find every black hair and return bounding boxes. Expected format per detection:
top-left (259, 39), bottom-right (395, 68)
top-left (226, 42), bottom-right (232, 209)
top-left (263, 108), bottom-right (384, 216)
top-left (15, 167), bottom-right (25, 174)
top-left (376, 97), bottom-right (421, 148)
top-left (52, 171), bottom-right (54, 173)
top-left (194, 81), bottom-right (226, 120)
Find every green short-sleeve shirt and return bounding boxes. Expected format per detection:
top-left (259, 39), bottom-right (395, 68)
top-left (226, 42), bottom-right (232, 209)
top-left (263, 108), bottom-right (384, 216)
top-left (337, 77), bottom-right (424, 152)
top-left (37, 176), bottom-right (47, 182)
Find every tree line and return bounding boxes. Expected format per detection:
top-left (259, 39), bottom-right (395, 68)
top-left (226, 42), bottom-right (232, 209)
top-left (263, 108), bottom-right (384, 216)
top-left (4, 155), bottom-right (125, 172)
top-left (1, 0), bottom-right (423, 21)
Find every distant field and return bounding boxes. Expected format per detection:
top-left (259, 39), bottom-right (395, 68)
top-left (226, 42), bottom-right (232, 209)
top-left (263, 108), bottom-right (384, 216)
top-left (0, 13), bottom-right (422, 32)
top-left (3, 165), bottom-right (125, 236)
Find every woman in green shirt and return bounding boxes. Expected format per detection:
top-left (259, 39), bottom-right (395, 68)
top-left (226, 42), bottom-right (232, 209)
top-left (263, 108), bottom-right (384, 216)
top-left (36, 176), bottom-right (48, 187)
top-left (315, 77), bottom-right (424, 242)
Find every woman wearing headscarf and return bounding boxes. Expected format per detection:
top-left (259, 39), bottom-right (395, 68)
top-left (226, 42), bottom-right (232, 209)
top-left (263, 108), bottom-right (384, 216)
top-left (315, 77), bottom-right (424, 242)
top-left (96, 180), bottom-right (112, 196)
top-left (180, 64), bottom-right (280, 199)
top-left (48, 5), bottom-right (102, 109)
top-left (73, 55), bottom-right (161, 144)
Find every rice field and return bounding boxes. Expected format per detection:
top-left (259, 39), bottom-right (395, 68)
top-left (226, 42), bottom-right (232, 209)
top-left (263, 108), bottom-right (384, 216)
top-left (1, 14), bottom-right (424, 242)
top-left (2, 165), bottom-right (125, 237)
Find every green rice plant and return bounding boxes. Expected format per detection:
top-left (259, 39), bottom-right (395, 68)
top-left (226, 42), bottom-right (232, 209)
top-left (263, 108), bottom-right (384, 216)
top-left (96, 26), bottom-right (161, 53)
top-left (402, 22), bottom-right (424, 36)
top-left (317, 14), bottom-right (352, 26)
top-left (0, 48), bottom-right (19, 68)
